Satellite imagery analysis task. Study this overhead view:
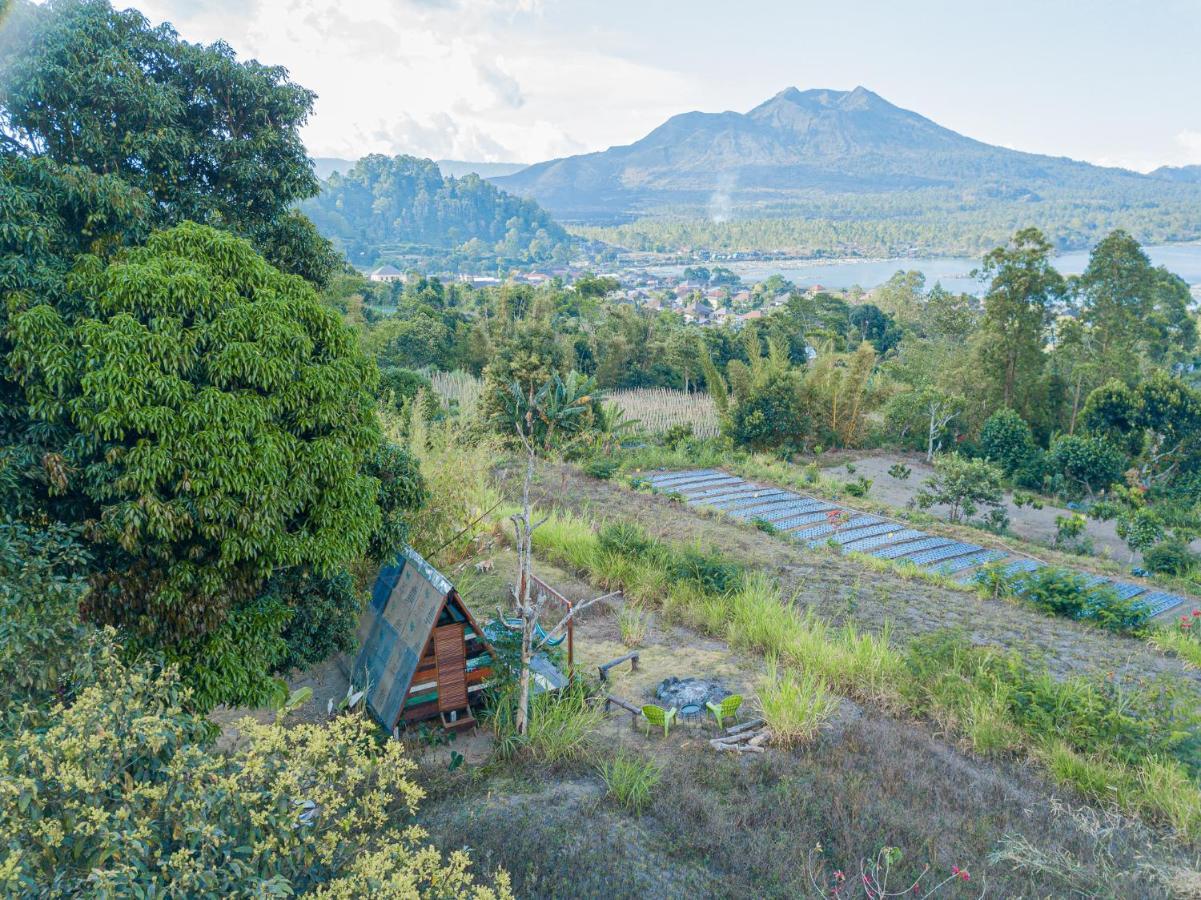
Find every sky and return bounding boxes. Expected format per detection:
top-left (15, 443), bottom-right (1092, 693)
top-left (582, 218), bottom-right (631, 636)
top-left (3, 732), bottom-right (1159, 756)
top-left (125, 0), bottom-right (1201, 172)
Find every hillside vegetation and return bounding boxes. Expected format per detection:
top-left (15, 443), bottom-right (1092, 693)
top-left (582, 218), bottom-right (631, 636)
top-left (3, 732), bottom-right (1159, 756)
top-left (303, 153), bottom-right (572, 269)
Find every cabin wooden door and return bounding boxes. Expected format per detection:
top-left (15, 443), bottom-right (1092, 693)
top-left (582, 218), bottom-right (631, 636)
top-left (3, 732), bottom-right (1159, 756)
top-left (434, 623), bottom-right (468, 713)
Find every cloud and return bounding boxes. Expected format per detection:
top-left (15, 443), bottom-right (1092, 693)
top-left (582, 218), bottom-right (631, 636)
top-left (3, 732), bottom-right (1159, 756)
top-left (371, 112), bottom-right (511, 161)
top-left (128, 0), bottom-right (689, 163)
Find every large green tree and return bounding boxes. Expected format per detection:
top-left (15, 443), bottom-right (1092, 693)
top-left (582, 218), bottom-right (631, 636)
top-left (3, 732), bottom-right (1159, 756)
top-left (1075, 230), bottom-right (1197, 379)
top-left (0, 0), bottom-right (334, 282)
top-left (7, 223), bottom-right (381, 705)
top-left (973, 228), bottom-right (1064, 416)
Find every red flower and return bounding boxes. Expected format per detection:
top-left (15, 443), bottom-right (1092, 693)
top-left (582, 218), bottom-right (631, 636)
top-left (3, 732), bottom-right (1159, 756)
top-left (960, 871), bottom-right (971, 881)
top-left (1192, 609), bottom-right (1200, 617)
top-left (951, 866), bottom-right (960, 876)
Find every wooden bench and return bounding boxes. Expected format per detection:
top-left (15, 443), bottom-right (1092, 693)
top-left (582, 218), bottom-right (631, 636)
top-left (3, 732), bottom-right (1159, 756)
top-left (604, 694), bottom-right (642, 729)
top-left (598, 651), bottom-right (640, 682)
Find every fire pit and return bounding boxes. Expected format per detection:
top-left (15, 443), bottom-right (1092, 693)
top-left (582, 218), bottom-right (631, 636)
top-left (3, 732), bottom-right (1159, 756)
top-left (655, 676), bottom-right (730, 710)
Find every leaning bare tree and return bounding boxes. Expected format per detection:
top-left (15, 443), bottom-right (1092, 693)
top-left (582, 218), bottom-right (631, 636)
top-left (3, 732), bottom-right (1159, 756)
top-left (506, 373), bottom-right (616, 735)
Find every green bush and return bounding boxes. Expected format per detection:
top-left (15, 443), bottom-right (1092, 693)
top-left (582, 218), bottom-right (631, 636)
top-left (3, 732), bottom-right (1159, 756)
top-left (981, 564), bottom-right (1151, 635)
top-left (597, 521), bottom-right (653, 558)
top-left (902, 630), bottom-right (1199, 774)
top-left (843, 476), bottom-right (873, 497)
top-left (727, 368), bottom-right (808, 451)
top-left (666, 543), bottom-right (745, 594)
top-left (582, 456), bottom-right (620, 480)
top-left (915, 453), bottom-right (1004, 522)
top-left (1046, 434), bottom-right (1126, 498)
top-left (1143, 540), bottom-right (1200, 576)
top-left (662, 423), bottom-right (695, 449)
top-left (980, 408), bottom-right (1038, 475)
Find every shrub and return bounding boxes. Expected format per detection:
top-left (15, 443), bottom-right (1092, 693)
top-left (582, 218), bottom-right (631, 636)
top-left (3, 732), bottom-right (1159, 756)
top-left (597, 753), bottom-right (662, 813)
top-left (378, 365), bottom-right (436, 413)
top-left (915, 452), bottom-right (1004, 522)
top-left (662, 422), bottom-right (695, 449)
top-left (1046, 434), bottom-right (1126, 498)
top-left (980, 408), bottom-right (1039, 475)
top-left (0, 633), bottom-right (508, 897)
top-left (887, 463), bottom-right (911, 480)
top-left (986, 565), bottom-right (1152, 635)
top-left (666, 543), bottom-right (745, 594)
top-left (1116, 507), bottom-right (1166, 560)
top-left (1054, 513), bottom-right (1086, 547)
top-left (1143, 540), bottom-right (1200, 576)
top-left (597, 521), bottom-right (653, 558)
top-left (843, 476), bottom-right (873, 497)
top-left (757, 662), bottom-right (840, 746)
top-left (582, 456), bottom-right (620, 480)
top-left (727, 368), bottom-right (808, 451)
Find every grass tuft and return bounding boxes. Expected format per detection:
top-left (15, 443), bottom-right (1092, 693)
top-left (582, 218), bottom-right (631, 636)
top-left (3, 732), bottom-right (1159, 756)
top-left (597, 753), bottom-right (662, 813)
top-left (757, 661), bottom-right (840, 746)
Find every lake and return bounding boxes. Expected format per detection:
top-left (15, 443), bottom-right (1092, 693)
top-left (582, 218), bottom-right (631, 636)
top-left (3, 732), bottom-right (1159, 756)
top-left (645, 242), bottom-right (1201, 295)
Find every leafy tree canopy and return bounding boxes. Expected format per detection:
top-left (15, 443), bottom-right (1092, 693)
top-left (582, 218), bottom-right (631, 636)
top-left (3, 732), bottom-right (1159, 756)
top-left (302, 153), bottom-right (571, 267)
top-left (7, 222), bottom-right (381, 703)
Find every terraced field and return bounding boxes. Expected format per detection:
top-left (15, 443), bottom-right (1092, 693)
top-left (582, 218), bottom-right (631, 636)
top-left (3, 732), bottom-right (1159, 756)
top-left (641, 469), bottom-right (1194, 621)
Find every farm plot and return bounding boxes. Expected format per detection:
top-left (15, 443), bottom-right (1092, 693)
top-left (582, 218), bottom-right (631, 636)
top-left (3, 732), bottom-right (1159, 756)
top-left (640, 469), bottom-right (1195, 622)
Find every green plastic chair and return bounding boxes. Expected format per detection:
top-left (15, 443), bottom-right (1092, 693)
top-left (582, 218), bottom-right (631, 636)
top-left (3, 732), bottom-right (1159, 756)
top-left (706, 694), bottom-right (743, 730)
top-left (641, 704), bottom-right (678, 737)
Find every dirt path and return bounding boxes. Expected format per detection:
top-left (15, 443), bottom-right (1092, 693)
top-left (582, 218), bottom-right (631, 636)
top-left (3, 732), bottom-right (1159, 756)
top-left (500, 461), bottom-right (1201, 691)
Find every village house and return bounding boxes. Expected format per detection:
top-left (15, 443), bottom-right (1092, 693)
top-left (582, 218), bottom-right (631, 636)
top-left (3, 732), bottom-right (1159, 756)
top-left (368, 264), bottom-right (405, 283)
top-left (684, 300), bottom-right (714, 324)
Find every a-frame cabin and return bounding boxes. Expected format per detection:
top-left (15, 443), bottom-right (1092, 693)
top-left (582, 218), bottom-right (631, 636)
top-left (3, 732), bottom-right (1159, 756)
top-left (354, 545), bottom-right (495, 731)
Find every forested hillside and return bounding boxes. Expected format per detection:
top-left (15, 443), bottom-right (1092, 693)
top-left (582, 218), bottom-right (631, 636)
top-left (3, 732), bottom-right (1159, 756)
top-left (302, 154), bottom-right (571, 269)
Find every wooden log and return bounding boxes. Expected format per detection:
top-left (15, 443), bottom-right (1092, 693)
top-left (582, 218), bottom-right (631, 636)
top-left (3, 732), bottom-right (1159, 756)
top-left (725, 717), bottom-right (766, 736)
top-left (710, 739), bottom-right (765, 753)
top-left (604, 694), bottom-right (642, 729)
top-left (598, 652), bottom-right (640, 682)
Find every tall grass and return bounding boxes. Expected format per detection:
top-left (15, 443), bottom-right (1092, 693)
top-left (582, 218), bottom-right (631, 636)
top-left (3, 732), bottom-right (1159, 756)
top-left (617, 603), bottom-right (651, 647)
top-left (597, 753), bottom-right (662, 813)
top-left (607, 388), bottom-right (720, 438)
top-left (489, 680), bottom-right (603, 764)
top-left (428, 369), bottom-right (484, 418)
top-left (1149, 624), bottom-right (1201, 670)
top-left (385, 403), bottom-right (500, 566)
top-left (758, 661), bottom-right (840, 746)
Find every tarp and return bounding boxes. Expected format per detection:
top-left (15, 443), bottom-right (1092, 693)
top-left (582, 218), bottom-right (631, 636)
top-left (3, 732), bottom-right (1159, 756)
top-left (354, 546), bottom-right (451, 728)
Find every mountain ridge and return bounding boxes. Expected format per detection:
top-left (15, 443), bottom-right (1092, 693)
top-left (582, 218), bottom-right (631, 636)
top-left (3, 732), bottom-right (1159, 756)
top-left (490, 86), bottom-right (1192, 224)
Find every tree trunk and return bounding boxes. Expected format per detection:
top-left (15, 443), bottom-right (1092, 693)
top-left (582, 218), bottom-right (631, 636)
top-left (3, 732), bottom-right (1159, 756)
top-left (514, 447), bottom-right (536, 735)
